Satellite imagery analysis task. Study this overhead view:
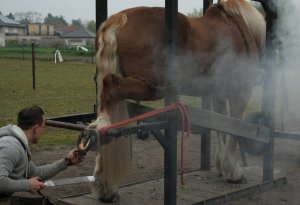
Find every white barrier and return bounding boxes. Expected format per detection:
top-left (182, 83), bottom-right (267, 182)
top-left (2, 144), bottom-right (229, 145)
top-left (77, 46), bottom-right (88, 52)
top-left (55, 50), bottom-right (64, 64)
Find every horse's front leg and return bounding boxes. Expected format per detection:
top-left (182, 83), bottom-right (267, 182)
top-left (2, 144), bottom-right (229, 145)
top-left (212, 95), bottom-right (227, 176)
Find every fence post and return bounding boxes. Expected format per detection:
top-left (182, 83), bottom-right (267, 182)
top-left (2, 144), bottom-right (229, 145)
top-left (165, 0), bottom-right (178, 204)
top-left (22, 42), bottom-right (25, 60)
top-left (32, 43), bottom-right (36, 90)
top-left (201, 95), bottom-right (211, 170)
top-left (262, 0), bottom-right (278, 182)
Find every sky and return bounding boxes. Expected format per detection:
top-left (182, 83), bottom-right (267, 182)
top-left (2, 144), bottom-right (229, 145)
top-left (0, 0), bottom-right (215, 23)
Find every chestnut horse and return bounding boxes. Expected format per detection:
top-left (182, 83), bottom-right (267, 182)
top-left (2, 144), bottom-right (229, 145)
top-left (89, 0), bottom-right (266, 202)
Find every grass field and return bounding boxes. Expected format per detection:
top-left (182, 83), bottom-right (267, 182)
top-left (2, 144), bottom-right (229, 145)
top-left (0, 58), bottom-right (264, 149)
top-left (0, 58), bottom-right (95, 149)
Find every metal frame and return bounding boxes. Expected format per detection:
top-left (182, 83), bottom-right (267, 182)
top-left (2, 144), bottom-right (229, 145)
top-left (45, 1), bottom-right (286, 204)
top-left (254, 0), bottom-right (278, 182)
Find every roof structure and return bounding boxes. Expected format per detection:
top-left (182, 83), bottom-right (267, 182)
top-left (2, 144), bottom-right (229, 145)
top-left (55, 25), bottom-right (80, 36)
top-left (60, 27), bottom-right (95, 38)
top-left (0, 14), bottom-right (25, 27)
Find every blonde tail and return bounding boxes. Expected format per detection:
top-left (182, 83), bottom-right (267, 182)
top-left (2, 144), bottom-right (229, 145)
top-left (91, 13), bottom-right (131, 200)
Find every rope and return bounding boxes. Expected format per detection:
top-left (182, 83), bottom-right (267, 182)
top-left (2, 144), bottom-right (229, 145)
top-left (99, 102), bottom-right (191, 186)
top-left (176, 103), bottom-right (191, 185)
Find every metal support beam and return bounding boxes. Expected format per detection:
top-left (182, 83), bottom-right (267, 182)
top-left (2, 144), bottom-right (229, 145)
top-left (95, 0), bottom-right (107, 30)
top-left (201, 96), bottom-right (211, 170)
top-left (165, 0), bottom-right (178, 204)
top-left (203, 0), bottom-right (213, 13)
top-left (46, 120), bottom-right (87, 131)
top-left (95, 0), bottom-right (108, 112)
top-left (261, 0), bottom-right (278, 182)
top-left (47, 112), bottom-right (96, 124)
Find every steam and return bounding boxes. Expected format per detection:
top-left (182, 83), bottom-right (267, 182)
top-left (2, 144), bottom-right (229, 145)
top-left (277, 0), bottom-right (300, 67)
top-left (275, 0), bottom-right (300, 130)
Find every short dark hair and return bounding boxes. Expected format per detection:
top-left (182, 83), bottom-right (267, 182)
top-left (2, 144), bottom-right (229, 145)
top-left (17, 106), bottom-right (45, 130)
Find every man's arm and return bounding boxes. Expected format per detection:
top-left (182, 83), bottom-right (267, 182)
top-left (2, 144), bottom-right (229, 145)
top-left (0, 139), bottom-right (31, 194)
top-left (29, 149), bottom-right (85, 180)
top-left (0, 176), bottom-right (29, 193)
top-left (29, 158), bottom-right (68, 180)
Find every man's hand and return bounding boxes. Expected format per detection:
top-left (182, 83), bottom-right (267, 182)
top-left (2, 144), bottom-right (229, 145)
top-left (29, 176), bottom-right (43, 194)
top-left (65, 149), bottom-right (86, 166)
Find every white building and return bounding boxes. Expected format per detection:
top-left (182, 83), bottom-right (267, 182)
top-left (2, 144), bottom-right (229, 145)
top-left (0, 14), bottom-right (26, 47)
top-left (0, 26), bottom-right (5, 47)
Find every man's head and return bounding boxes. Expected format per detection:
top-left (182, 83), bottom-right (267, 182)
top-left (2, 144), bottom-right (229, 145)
top-left (17, 106), bottom-right (45, 144)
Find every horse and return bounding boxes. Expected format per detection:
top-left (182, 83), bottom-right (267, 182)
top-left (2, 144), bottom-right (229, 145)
top-left (88, 0), bottom-right (266, 202)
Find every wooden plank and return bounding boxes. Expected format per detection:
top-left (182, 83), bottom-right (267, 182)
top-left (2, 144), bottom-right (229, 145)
top-left (54, 167), bottom-right (285, 205)
top-left (126, 102), bottom-right (270, 144)
top-left (274, 130), bottom-right (300, 140)
top-left (186, 106), bottom-right (270, 143)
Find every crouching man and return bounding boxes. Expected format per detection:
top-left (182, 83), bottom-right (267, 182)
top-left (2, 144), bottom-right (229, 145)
top-left (0, 106), bottom-right (85, 204)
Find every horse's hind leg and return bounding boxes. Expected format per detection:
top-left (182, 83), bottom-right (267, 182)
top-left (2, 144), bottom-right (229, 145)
top-left (212, 95), bottom-right (227, 176)
top-left (91, 100), bottom-right (130, 202)
top-left (222, 92), bottom-right (250, 183)
top-left (100, 73), bottom-right (160, 112)
top-left (92, 73), bottom-right (160, 202)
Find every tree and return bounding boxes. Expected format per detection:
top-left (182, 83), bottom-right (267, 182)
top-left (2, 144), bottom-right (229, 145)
top-left (71, 19), bottom-right (83, 27)
top-left (6, 13), bottom-right (15, 20)
top-left (85, 20), bottom-right (96, 33)
top-left (187, 8), bottom-right (203, 17)
top-left (44, 13), bottom-right (68, 25)
top-left (14, 11), bottom-right (42, 23)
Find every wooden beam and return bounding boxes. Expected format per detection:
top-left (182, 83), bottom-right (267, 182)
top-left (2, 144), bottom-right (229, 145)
top-left (186, 105), bottom-right (270, 143)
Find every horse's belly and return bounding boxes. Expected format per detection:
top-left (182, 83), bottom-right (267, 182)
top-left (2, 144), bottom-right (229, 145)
top-left (178, 78), bottom-right (215, 97)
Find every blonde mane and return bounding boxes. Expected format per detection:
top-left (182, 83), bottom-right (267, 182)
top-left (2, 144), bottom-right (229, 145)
top-left (221, 0), bottom-right (266, 51)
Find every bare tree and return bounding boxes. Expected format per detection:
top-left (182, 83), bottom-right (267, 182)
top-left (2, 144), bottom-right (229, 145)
top-left (14, 11), bottom-right (42, 24)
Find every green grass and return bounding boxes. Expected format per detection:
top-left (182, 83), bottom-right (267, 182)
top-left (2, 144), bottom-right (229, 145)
top-left (0, 58), bottom-right (95, 149)
top-left (0, 58), bottom-right (263, 149)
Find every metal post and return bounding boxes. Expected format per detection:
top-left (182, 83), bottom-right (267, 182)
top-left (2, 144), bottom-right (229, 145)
top-left (262, 0), bottom-right (277, 182)
top-left (31, 43), bottom-right (36, 90)
top-left (95, 0), bottom-right (107, 30)
top-left (95, 0), bottom-right (108, 112)
top-left (201, 95), bottom-right (211, 170)
top-left (203, 0), bottom-right (213, 13)
top-left (165, 0), bottom-right (178, 204)
top-left (22, 42), bottom-right (25, 60)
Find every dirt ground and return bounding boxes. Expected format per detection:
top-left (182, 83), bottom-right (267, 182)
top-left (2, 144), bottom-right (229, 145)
top-left (24, 123), bottom-right (300, 205)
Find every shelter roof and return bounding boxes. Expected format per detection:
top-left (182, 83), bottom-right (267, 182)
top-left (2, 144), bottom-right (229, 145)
top-left (60, 27), bottom-right (95, 38)
top-left (0, 15), bottom-right (25, 27)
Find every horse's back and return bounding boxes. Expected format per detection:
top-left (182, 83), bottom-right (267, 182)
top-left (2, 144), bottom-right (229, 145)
top-left (98, 2), bottom-right (264, 97)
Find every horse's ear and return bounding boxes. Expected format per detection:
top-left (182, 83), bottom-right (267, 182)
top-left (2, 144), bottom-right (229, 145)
top-left (103, 73), bottom-right (121, 86)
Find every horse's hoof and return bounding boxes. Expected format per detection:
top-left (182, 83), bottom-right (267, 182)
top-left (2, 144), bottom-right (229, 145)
top-left (227, 175), bottom-right (247, 184)
top-left (99, 193), bottom-right (120, 203)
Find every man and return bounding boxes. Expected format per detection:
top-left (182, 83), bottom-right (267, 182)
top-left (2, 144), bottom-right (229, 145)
top-left (0, 106), bottom-right (85, 202)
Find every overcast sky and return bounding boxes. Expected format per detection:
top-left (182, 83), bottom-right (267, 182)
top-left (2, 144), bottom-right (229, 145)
top-left (0, 0), bottom-right (214, 23)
